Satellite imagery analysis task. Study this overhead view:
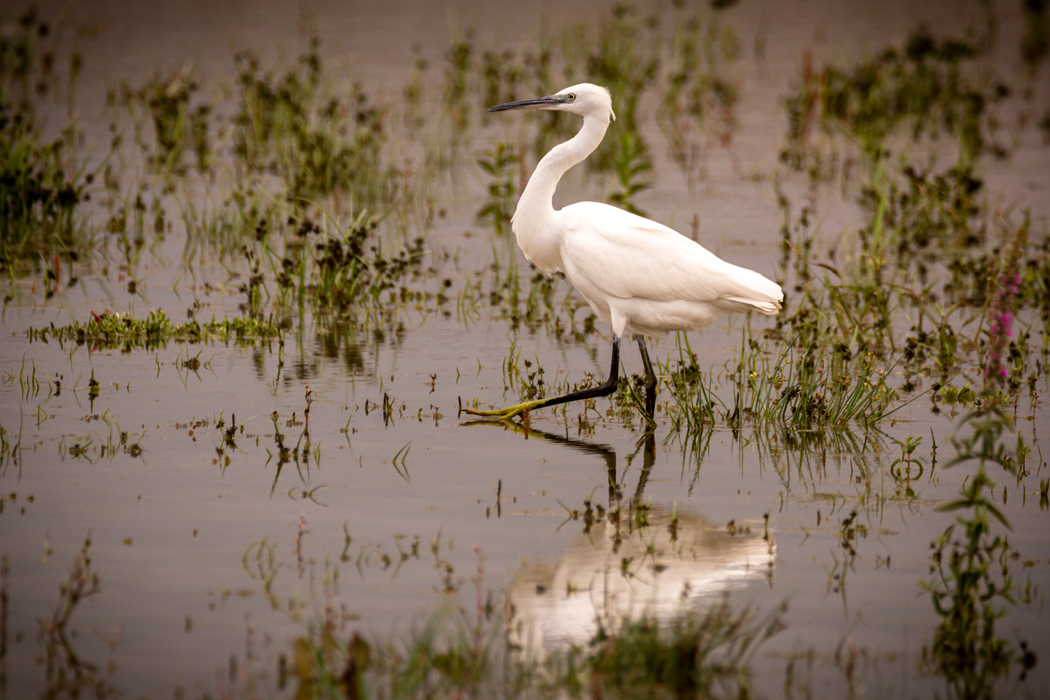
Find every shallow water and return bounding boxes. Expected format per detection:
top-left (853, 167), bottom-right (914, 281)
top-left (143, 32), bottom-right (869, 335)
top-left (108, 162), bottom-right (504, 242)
top-left (2, 0), bottom-right (1049, 697)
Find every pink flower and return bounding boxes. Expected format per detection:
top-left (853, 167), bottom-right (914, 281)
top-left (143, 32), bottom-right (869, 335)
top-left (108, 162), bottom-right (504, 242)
top-left (983, 261), bottom-right (1021, 392)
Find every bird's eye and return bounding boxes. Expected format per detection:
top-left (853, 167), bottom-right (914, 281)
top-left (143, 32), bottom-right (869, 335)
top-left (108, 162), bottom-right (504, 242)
top-left (567, 93), bottom-right (576, 101)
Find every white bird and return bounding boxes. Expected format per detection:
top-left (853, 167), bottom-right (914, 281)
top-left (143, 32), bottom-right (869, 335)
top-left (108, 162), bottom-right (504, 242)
top-left (465, 83), bottom-right (783, 420)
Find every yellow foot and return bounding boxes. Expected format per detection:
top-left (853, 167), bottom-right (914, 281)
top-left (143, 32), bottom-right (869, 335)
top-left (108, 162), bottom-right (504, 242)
top-left (461, 399), bottom-right (546, 420)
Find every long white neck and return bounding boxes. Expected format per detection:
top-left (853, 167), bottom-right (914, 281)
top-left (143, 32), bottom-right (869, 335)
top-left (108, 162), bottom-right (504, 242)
top-left (519, 114), bottom-right (609, 214)
top-left (511, 114), bottom-right (610, 272)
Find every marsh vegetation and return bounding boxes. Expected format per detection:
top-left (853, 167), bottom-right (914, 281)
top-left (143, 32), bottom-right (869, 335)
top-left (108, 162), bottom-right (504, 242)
top-left (0, 0), bottom-right (1048, 698)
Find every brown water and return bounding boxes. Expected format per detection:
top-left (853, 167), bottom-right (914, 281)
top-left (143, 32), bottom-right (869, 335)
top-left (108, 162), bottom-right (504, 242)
top-left (2, 0), bottom-right (1049, 697)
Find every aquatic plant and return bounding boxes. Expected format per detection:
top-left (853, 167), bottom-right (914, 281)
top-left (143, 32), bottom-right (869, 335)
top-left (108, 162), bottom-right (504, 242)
top-left (566, 3), bottom-right (659, 170)
top-left (0, 420), bottom-right (20, 473)
top-left (657, 1), bottom-right (741, 181)
top-left (480, 48), bottom-right (527, 109)
top-left (782, 25), bottom-right (1009, 175)
top-left (233, 37), bottom-right (399, 204)
top-left (307, 212), bottom-right (426, 310)
top-left (37, 534), bottom-right (116, 697)
top-left (0, 8), bottom-right (96, 270)
top-left (120, 65), bottom-right (199, 174)
top-left (667, 323), bottom-right (896, 436)
top-left (27, 309), bottom-right (283, 350)
top-left (181, 185), bottom-right (278, 261)
top-left (444, 30), bottom-right (474, 139)
top-left (608, 130), bottom-right (652, 215)
top-left (923, 239), bottom-right (1035, 696)
top-left (475, 140), bottom-right (518, 233)
top-left (578, 598), bottom-right (785, 699)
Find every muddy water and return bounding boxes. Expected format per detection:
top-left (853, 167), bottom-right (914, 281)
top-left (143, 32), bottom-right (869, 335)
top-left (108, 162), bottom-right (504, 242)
top-left (2, 0), bottom-right (1049, 697)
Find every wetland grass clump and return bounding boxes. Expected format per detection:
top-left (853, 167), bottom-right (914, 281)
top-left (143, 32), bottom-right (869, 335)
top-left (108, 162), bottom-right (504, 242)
top-left (119, 64), bottom-right (201, 175)
top-left (557, 598), bottom-right (784, 700)
top-left (923, 248), bottom-right (1036, 696)
top-left (770, 163), bottom-right (1047, 401)
top-left (658, 18), bottom-right (1047, 491)
top-left (657, 0), bottom-right (742, 180)
top-left (475, 140), bottom-right (518, 233)
top-left (308, 212), bottom-right (426, 310)
top-left (667, 331), bottom-right (895, 435)
top-left (120, 32), bottom-right (401, 205)
top-left (110, 30), bottom-right (430, 332)
top-left (159, 37), bottom-right (432, 327)
top-left (782, 24), bottom-right (1008, 175)
top-left (608, 129), bottom-right (652, 216)
top-left (0, 8), bottom-right (97, 271)
top-left (181, 180), bottom-right (428, 327)
top-left (233, 37), bottom-right (399, 205)
top-left (27, 309), bottom-right (283, 350)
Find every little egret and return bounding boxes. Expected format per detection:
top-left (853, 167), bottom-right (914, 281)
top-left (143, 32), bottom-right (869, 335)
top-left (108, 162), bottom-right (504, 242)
top-left (465, 83), bottom-right (783, 420)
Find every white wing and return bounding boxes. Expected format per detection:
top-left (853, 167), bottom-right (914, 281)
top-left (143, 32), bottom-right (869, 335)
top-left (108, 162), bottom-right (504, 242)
top-left (558, 202), bottom-right (783, 313)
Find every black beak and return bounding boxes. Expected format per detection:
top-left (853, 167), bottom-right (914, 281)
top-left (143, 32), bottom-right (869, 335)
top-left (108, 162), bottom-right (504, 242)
top-left (486, 94), bottom-right (564, 112)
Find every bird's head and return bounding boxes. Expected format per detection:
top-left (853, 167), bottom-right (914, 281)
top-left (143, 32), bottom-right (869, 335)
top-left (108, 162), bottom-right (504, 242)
top-left (487, 83), bottom-right (616, 123)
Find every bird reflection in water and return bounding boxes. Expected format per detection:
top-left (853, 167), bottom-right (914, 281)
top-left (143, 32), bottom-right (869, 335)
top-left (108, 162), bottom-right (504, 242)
top-left (478, 426), bottom-right (776, 658)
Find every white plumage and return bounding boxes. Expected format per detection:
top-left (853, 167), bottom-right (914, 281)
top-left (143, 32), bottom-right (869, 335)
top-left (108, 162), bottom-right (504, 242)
top-left (465, 83), bottom-right (783, 420)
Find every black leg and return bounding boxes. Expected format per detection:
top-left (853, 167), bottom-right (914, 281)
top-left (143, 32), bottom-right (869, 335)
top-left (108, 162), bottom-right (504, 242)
top-left (636, 336), bottom-right (658, 417)
top-left (530, 336), bottom-right (622, 410)
top-left (463, 337), bottom-right (622, 419)
top-left (632, 431), bottom-right (656, 504)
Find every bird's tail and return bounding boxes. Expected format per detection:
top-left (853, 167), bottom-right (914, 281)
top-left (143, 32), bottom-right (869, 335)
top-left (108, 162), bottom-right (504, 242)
top-left (720, 269), bottom-right (783, 316)
top-left (722, 296), bottom-right (781, 315)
